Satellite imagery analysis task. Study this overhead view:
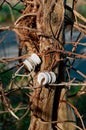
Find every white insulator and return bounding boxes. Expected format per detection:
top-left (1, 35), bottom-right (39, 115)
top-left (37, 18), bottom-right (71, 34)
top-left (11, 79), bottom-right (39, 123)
top-left (37, 72), bottom-right (49, 85)
top-left (23, 59), bottom-right (33, 72)
top-left (50, 72), bottom-right (56, 83)
top-left (45, 72), bottom-right (51, 83)
top-left (37, 72), bottom-right (56, 85)
top-left (23, 53), bottom-right (41, 71)
top-left (30, 53), bottom-right (41, 65)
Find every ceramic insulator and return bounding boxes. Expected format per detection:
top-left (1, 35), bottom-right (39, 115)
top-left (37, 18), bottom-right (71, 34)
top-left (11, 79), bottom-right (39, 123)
top-left (23, 53), bottom-right (41, 71)
top-left (50, 71), bottom-right (56, 83)
top-left (37, 71), bottom-right (56, 85)
top-left (30, 53), bottom-right (41, 65)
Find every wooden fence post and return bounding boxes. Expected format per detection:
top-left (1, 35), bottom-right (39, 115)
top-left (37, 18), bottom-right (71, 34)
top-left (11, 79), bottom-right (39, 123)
top-left (14, 0), bottom-right (76, 129)
top-left (28, 0), bottom-right (64, 130)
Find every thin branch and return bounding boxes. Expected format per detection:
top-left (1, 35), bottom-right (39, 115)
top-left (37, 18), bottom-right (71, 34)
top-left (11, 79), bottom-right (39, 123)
top-left (14, 13), bottom-right (37, 26)
top-left (46, 49), bottom-right (86, 59)
top-left (60, 100), bottom-right (86, 130)
top-left (50, 82), bottom-right (86, 87)
top-left (1, 48), bottom-right (86, 63)
top-left (74, 10), bottom-right (86, 23)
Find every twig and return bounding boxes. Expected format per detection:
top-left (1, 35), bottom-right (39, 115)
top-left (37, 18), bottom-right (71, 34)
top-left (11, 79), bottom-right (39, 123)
top-left (56, 122), bottom-right (83, 130)
top-left (1, 47), bottom-right (86, 63)
top-left (0, 107), bottom-right (27, 114)
top-left (74, 22), bottom-right (86, 35)
top-left (8, 108), bottom-right (19, 120)
top-left (14, 13), bottom-right (37, 26)
top-left (0, 82), bottom-right (19, 120)
top-left (50, 82), bottom-right (86, 87)
top-left (32, 115), bottom-right (83, 130)
top-left (73, 10), bottom-right (86, 23)
top-left (60, 100), bottom-right (86, 130)
top-left (46, 49), bottom-right (86, 59)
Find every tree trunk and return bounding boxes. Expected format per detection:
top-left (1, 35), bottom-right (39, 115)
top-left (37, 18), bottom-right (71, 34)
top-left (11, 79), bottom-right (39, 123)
top-left (15, 0), bottom-right (76, 130)
top-left (28, 0), bottom-right (64, 130)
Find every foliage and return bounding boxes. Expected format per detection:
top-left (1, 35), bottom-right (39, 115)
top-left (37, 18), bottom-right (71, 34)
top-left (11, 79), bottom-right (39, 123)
top-left (0, 65), bottom-right (30, 130)
top-left (0, 4), bottom-right (24, 23)
top-left (77, 5), bottom-right (86, 18)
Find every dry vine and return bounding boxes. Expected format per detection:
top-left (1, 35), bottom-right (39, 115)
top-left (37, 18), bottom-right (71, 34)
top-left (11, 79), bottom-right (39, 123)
top-left (0, 0), bottom-right (86, 130)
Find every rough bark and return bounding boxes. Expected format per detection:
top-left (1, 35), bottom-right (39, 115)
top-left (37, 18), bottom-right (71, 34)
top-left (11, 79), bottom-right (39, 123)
top-left (28, 0), bottom-right (64, 130)
top-left (15, 0), bottom-right (76, 130)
